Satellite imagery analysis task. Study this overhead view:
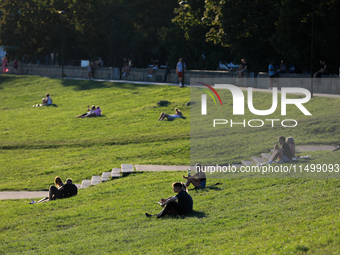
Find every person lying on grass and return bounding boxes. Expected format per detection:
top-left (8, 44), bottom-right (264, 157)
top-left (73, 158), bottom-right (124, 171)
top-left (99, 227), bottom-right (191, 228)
top-left (145, 182), bottom-right (193, 218)
top-left (32, 177), bottom-right (78, 204)
top-left (75, 105), bottom-right (101, 118)
top-left (33, 93), bottom-right (52, 107)
top-left (183, 163), bottom-right (207, 189)
top-left (158, 108), bottom-right (184, 121)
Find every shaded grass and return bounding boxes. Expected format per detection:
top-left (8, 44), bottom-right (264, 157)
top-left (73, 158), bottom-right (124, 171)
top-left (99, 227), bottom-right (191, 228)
top-left (1, 172), bottom-right (340, 254)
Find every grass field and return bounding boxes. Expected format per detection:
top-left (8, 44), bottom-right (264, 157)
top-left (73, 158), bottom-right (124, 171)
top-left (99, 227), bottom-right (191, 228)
top-left (1, 75), bottom-right (340, 254)
top-left (0, 75), bottom-right (190, 190)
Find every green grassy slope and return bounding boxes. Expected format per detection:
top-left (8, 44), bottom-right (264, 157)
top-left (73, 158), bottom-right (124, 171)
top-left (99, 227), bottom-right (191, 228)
top-left (0, 75), bottom-right (340, 254)
top-left (0, 75), bottom-right (190, 190)
top-left (1, 172), bottom-right (340, 254)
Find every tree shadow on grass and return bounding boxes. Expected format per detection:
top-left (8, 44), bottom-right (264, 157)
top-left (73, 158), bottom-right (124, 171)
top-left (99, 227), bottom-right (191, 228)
top-left (0, 75), bottom-right (21, 90)
top-left (60, 79), bottom-right (155, 91)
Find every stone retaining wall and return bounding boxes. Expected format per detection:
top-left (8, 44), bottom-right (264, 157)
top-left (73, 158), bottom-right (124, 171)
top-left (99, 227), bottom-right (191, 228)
top-left (3, 64), bottom-right (339, 94)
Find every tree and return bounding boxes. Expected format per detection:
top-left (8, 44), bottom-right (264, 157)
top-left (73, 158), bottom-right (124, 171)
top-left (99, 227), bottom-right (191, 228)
top-left (0, 0), bottom-right (178, 67)
top-left (160, 0), bottom-right (234, 70)
top-left (204, 0), bottom-right (280, 72)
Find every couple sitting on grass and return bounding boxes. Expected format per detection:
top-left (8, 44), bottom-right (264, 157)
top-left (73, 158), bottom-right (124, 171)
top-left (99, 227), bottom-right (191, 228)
top-left (31, 176), bottom-right (78, 204)
top-left (146, 163), bottom-right (206, 218)
top-left (75, 105), bottom-right (101, 118)
top-left (33, 93), bottom-right (52, 107)
top-left (260, 136), bottom-right (296, 165)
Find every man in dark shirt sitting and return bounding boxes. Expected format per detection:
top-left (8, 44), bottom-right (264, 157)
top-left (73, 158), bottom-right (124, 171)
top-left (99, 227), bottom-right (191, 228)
top-left (145, 182), bottom-right (193, 218)
top-left (59, 178), bottom-right (78, 198)
top-left (261, 136), bottom-right (293, 165)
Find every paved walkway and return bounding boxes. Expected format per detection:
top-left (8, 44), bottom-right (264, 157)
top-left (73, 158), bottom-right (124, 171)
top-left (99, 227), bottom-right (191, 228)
top-left (2, 145), bottom-right (338, 200)
top-left (0, 165), bottom-right (190, 200)
top-left (0, 191), bottom-right (48, 200)
top-left (134, 165), bottom-right (189, 172)
top-left (296, 145), bottom-right (339, 152)
top-left (61, 77), bottom-right (340, 99)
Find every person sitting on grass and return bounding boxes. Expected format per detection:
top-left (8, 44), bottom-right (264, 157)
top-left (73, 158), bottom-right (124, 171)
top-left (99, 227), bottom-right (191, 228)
top-left (287, 137), bottom-right (296, 159)
top-left (145, 182), bottom-right (193, 218)
top-left (158, 108), bottom-right (183, 121)
top-left (82, 106), bottom-right (102, 118)
top-left (32, 177), bottom-right (78, 204)
top-left (183, 163), bottom-right (207, 189)
top-left (75, 105), bottom-right (96, 118)
top-left (261, 136), bottom-right (293, 165)
top-left (60, 178), bottom-right (78, 198)
top-left (32, 176), bottom-right (64, 204)
top-left (33, 93), bottom-right (52, 107)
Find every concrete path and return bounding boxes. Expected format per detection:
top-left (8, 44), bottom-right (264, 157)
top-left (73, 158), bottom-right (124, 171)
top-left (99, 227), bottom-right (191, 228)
top-left (296, 145), bottom-right (339, 152)
top-left (135, 165), bottom-right (189, 172)
top-left (0, 165), bottom-right (189, 200)
top-left (1, 147), bottom-right (337, 200)
top-left (0, 191), bottom-right (48, 200)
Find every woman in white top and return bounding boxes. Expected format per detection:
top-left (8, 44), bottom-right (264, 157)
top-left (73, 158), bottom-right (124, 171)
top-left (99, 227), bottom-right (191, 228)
top-left (33, 93), bottom-right (53, 107)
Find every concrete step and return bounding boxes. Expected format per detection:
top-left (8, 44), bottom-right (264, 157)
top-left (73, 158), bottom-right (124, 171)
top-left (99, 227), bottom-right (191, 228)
top-left (121, 164), bottom-right (134, 177)
top-left (101, 172), bottom-right (111, 182)
top-left (261, 153), bottom-right (272, 161)
top-left (252, 157), bottom-right (265, 165)
top-left (75, 184), bottom-right (81, 189)
top-left (111, 168), bottom-right (121, 179)
top-left (91, 176), bottom-right (101, 186)
top-left (241, 160), bottom-right (253, 166)
top-left (81, 180), bottom-right (91, 189)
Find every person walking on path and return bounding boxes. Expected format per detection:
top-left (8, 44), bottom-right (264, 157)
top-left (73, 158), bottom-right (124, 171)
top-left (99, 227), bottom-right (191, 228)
top-left (176, 58), bottom-right (186, 87)
top-left (2, 56), bottom-right (8, 74)
top-left (268, 61), bottom-right (275, 89)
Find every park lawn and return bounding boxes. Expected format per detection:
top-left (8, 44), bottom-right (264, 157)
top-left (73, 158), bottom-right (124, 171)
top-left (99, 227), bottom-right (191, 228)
top-left (0, 75), bottom-right (340, 254)
top-left (0, 75), bottom-right (190, 190)
top-left (1, 172), bottom-right (340, 254)
top-left (1, 75), bottom-right (339, 189)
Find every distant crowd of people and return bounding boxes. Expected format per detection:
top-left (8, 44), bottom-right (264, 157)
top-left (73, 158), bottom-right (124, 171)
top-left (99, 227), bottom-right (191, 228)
top-left (121, 57), bottom-right (186, 87)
